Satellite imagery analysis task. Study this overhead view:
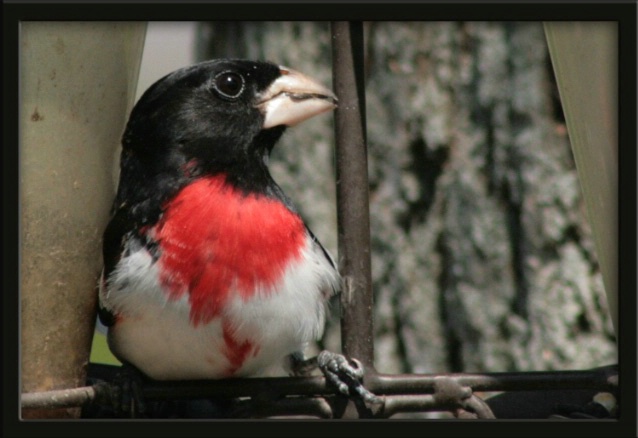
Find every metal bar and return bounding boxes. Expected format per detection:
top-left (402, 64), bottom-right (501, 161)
top-left (372, 365), bottom-right (618, 394)
top-left (330, 21), bottom-right (374, 370)
top-left (21, 365), bottom-right (617, 412)
top-left (380, 394), bottom-right (496, 419)
top-left (21, 382), bottom-right (109, 410)
top-left (142, 376), bottom-right (328, 400)
top-left (381, 394), bottom-right (441, 417)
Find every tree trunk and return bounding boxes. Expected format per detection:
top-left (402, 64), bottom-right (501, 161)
top-left (196, 21), bottom-right (616, 375)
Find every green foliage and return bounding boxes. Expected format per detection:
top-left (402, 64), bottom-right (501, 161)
top-left (89, 331), bottom-right (121, 366)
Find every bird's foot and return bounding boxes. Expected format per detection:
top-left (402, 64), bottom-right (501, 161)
top-left (288, 350), bottom-right (382, 405)
top-left (317, 351), bottom-right (382, 405)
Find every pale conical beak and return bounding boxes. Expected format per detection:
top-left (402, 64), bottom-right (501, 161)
top-left (256, 66), bottom-right (338, 129)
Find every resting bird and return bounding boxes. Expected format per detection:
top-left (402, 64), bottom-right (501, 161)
top-left (99, 59), bottom-right (343, 383)
top-left (98, 60), bottom-right (381, 418)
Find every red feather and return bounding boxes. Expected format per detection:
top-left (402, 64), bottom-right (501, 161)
top-left (151, 175), bottom-right (306, 326)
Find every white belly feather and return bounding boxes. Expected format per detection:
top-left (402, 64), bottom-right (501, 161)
top-left (100, 235), bottom-right (339, 380)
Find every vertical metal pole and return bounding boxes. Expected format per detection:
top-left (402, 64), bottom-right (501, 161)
top-left (331, 22), bottom-right (374, 370)
top-left (20, 21), bottom-right (146, 419)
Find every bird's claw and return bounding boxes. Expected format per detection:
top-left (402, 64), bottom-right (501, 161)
top-left (317, 351), bottom-right (382, 405)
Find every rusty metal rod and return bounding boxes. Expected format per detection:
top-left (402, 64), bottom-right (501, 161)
top-left (21, 382), bottom-right (109, 410)
top-left (371, 365), bottom-right (618, 394)
top-left (331, 21), bottom-right (374, 371)
top-left (21, 365), bottom-right (617, 411)
top-left (380, 394), bottom-right (495, 419)
top-left (141, 375), bottom-right (328, 400)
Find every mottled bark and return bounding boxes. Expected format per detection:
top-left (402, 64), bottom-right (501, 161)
top-left (197, 22), bottom-right (616, 375)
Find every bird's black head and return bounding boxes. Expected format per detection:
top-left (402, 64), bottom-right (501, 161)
top-left (125, 60), bottom-right (278, 160)
top-left (116, 59), bottom-right (336, 214)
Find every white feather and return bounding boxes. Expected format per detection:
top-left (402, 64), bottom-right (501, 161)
top-left (101, 234), bottom-right (339, 380)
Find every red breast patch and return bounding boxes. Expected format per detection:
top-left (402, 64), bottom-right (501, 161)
top-left (150, 175), bottom-right (306, 326)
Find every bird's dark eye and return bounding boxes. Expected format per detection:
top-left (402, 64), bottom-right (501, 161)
top-left (212, 71), bottom-right (245, 100)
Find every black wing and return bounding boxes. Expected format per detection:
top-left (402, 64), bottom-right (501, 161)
top-left (98, 204), bottom-right (133, 327)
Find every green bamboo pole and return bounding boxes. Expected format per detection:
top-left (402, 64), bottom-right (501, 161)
top-left (544, 22), bottom-right (618, 337)
top-left (20, 21), bottom-right (146, 418)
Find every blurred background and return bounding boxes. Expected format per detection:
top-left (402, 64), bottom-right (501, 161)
top-left (90, 21), bottom-right (617, 377)
top-left (134, 22), bottom-right (197, 102)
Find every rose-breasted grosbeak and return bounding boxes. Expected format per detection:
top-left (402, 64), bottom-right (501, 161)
top-left (98, 59), bottom-right (341, 381)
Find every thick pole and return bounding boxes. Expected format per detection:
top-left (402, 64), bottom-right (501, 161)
top-left (20, 22), bottom-right (146, 418)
